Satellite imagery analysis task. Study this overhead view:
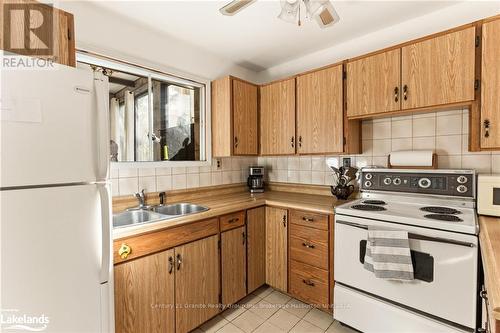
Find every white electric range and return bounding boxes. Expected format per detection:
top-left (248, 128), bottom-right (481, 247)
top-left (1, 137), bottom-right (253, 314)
top-left (334, 168), bottom-right (479, 333)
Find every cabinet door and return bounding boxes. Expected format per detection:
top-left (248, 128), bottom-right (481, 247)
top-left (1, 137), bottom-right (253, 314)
top-left (297, 65), bottom-right (344, 154)
top-left (114, 250), bottom-right (175, 333)
top-left (175, 235), bottom-right (219, 333)
top-left (347, 49), bottom-right (401, 118)
top-left (221, 226), bottom-right (247, 306)
top-left (233, 79), bottom-right (258, 155)
top-left (265, 207), bottom-right (288, 291)
top-left (247, 207), bottom-right (266, 293)
top-left (481, 19), bottom-right (500, 149)
top-left (402, 27), bottom-right (475, 110)
top-left (260, 79), bottom-right (296, 155)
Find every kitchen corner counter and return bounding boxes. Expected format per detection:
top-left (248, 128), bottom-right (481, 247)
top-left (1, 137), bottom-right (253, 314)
top-left (113, 190), bottom-right (347, 240)
top-left (479, 215), bottom-right (500, 324)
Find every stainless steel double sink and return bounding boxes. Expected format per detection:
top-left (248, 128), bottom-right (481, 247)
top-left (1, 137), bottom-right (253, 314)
top-left (113, 203), bottom-right (209, 229)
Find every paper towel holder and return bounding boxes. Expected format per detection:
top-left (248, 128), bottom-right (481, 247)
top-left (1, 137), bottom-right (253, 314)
top-left (387, 153), bottom-right (438, 169)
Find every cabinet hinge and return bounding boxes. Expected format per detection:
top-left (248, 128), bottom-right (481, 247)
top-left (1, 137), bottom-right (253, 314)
top-left (343, 137), bottom-right (347, 146)
top-left (475, 35), bottom-right (480, 47)
top-left (474, 79), bottom-right (480, 91)
top-left (343, 71), bottom-right (347, 80)
top-left (218, 293), bottom-right (222, 306)
top-left (217, 240), bottom-right (221, 249)
top-left (68, 29), bottom-right (71, 40)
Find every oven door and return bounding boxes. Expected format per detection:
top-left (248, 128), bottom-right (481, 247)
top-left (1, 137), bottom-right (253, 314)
top-left (334, 214), bottom-right (478, 329)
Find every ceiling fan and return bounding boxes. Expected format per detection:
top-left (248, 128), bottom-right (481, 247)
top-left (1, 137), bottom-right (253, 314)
top-left (219, 0), bottom-right (340, 29)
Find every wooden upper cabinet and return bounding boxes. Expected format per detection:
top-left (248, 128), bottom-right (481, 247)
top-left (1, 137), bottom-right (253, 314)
top-left (211, 76), bottom-right (258, 157)
top-left (175, 235), bottom-right (219, 333)
top-left (114, 250), bottom-right (175, 333)
top-left (260, 79), bottom-right (296, 155)
top-left (265, 206), bottom-right (288, 292)
top-left (297, 65), bottom-right (344, 154)
top-left (401, 27), bottom-right (476, 110)
top-left (221, 226), bottom-right (247, 306)
top-left (346, 49), bottom-right (401, 118)
top-left (233, 79), bottom-right (258, 155)
top-left (1, 1), bottom-right (75, 67)
top-left (481, 18), bottom-right (500, 149)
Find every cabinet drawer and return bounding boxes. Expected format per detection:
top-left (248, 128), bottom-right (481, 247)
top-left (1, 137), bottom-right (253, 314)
top-left (290, 210), bottom-right (328, 230)
top-left (289, 260), bottom-right (329, 308)
top-left (113, 218), bottom-right (219, 264)
top-left (220, 210), bottom-right (246, 232)
top-left (290, 224), bottom-right (329, 270)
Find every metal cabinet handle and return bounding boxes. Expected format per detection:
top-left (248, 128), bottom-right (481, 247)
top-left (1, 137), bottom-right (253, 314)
top-left (242, 232), bottom-right (246, 245)
top-left (291, 136), bottom-right (295, 148)
top-left (394, 86), bottom-right (399, 102)
top-left (484, 119), bottom-right (491, 138)
top-left (403, 85), bottom-right (408, 101)
top-left (302, 217), bottom-right (314, 222)
top-left (298, 136), bottom-right (302, 148)
top-left (234, 136), bottom-right (239, 148)
top-left (302, 242), bottom-right (315, 249)
top-left (176, 253), bottom-right (182, 271)
top-left (282, 214), bottom-right (287, 227)
top-left (168, 256), bottom-right (174, 274)
top-left (228, 217), bottom-right (239, 223)
top-left (302, 279), bottom-right (315, 287)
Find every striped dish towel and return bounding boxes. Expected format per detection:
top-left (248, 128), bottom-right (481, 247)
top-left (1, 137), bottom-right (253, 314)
top-left (364, 226), bottom-right (414, 281)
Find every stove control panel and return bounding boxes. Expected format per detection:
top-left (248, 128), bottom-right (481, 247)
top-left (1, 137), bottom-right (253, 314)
top-left (360, 170), bottom-right (475, 198)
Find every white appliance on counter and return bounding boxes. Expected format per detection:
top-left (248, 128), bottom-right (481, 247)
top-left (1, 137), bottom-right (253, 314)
top-left (334, 168), bottom-right (479, 333)
top-left (478, 174), bottom-right (500, 217)
top-left (0, 59), bottom-right (114, 332)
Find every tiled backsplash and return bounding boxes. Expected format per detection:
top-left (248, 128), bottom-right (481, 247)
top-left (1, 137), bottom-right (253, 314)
top-left (110, 157), bottom-right (257, 196)
top-left (111, 108), bottom-right (499, 196)
top-left (259, 109), bottom-right (499, 186)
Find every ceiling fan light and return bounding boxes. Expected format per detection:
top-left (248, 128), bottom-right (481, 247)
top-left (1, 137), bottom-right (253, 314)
top-left (278, 0), bottom-right (299, 24)
top-left (220, 0), bottom-right (256, 16)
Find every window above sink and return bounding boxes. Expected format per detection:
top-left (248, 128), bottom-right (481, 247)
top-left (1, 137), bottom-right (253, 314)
top-left (77, 51), bottom-right (211, 168)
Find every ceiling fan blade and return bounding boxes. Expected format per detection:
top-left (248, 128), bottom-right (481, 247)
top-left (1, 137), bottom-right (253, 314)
top-left (314, 1), bottom-right (340, 28)
top-left (219, 0), bottom-right (257, 16)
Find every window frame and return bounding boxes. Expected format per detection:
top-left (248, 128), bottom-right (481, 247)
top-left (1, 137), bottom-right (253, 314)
top-left (76, 50), bottom-right (212, 169)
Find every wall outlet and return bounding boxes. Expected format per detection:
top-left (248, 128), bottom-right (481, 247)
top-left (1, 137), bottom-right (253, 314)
top-left (342, 157), bottom-right (351, 168)
top-left (216, 158), bottom-right (222, 170)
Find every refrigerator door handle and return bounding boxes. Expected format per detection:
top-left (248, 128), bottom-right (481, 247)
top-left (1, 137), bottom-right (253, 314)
top-left (94, 72), bottom-right (110, 181)
top-left (98, 184), bottom-right (112, 284)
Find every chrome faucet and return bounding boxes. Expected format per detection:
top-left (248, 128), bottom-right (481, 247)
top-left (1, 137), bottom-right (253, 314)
top-left (134, 189), bottom-right (147, 209)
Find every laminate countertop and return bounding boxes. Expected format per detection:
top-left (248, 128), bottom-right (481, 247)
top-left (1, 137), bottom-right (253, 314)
top-left (479, 215), bottom-right (500, 322)
top-left (113, 190), bottom-right (346, 240)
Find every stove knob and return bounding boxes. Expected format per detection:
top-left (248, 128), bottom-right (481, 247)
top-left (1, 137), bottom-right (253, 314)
top-left (418, 178), bottom-right (431, 189)
top-left (383, 177), bottom-right (392, 185)
top-left (365, 173), bottom-right (373, 180)
top-left (364, 180), bottom-right (372, 188)
top-left (457, 185), bottom-right (468, 193)
top-left (393, 178), bottom-right (402, 185)
top-left (457, 176), bottom-right (468, 184)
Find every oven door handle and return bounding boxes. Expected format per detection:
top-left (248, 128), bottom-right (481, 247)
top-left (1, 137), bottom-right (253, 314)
top-left (336, 220), bottom-right (476, 248)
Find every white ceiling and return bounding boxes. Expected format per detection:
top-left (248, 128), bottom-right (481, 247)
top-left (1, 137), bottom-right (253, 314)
top-left (89, 0), bottom-right (460, 72)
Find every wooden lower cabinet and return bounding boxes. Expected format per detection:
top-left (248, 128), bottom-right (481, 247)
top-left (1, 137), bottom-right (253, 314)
top-left (247, 207), bottom-right (266, 293)
top-left (114, 250), bottom-right (175, 333)
top-left (175, 235), bottom-right (220, 333)
top-left (114, 235), bottom-right (219, 333)
top-left (265, 207), bottom-right (288, 291)
top-left (221, 226), bottom-right (247, 306)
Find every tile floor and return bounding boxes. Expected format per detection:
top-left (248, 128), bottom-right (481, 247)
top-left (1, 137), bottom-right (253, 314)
top-left (192, 286), bottom-right (357, 333)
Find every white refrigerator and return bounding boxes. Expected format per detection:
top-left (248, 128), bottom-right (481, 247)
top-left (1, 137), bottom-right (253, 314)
top-left (0, 58), bottom-right (114, 332)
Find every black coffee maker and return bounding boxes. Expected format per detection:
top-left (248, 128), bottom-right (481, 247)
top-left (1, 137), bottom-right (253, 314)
top-left (247, 166), bottom-right (264, 193)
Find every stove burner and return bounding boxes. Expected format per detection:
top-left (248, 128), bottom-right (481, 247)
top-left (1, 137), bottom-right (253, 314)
top-left (424, 214), bottom-right (463, 222)
top-left (362, 200), bottom-right (386, 205)
top-left (351, 204), bottom-right (387, 211)
top-left (420, 206), bottom-right (461, 215)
